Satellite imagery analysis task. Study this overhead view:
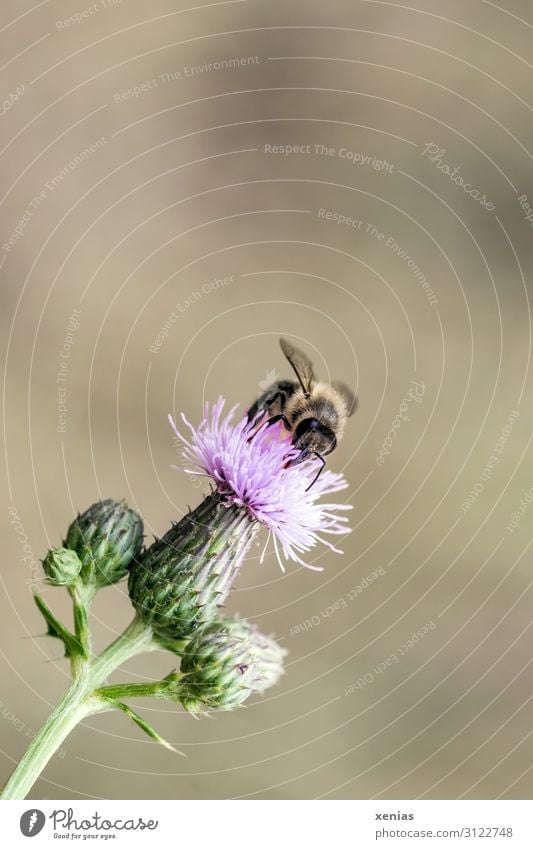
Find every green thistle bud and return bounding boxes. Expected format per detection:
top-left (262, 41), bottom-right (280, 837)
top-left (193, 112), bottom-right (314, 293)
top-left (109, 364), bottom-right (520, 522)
top-left (178, 621), bottom-right (258, 711)
top-left (65, 499), bottom-right (143, 588)
top-left (42, 547), bottom-right (82, 586)
top-left (178, 618), bottom-right (287, 712)
top-left (128, 493), bottom-right (258, 641)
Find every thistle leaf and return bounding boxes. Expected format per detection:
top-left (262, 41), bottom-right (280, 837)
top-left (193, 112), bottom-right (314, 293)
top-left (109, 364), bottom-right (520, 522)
top-left (109, 699), bottom-right (185, 756)
top-left (33, 593), bottom-right (81, 658)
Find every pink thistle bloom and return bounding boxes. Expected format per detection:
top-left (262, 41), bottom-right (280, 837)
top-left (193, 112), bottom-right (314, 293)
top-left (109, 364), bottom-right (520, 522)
top-left (169, 398), bottom-right (352, 572)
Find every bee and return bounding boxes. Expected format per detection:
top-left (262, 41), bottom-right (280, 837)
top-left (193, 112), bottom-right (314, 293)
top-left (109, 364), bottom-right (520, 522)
top-left (248, 337), bottom-right (357, 488)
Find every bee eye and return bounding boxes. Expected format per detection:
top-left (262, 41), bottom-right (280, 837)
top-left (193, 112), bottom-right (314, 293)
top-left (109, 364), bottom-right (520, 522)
top-left (294, 418), bottom-right (320, 441)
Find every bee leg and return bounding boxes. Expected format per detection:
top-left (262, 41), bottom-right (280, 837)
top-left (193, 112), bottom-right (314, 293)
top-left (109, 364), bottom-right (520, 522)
top-left (249, 389), bottom-right (286, 421)
top-left (265, 390), bottom-right (286, 413)
top-left (247, 411), bottom-right (291, 443)
top-left (305, 453), bottom-right (326, 491)
top-left (247, 391), bottom-right (288, 441)
top-left (264, 413), bottom-right (291, 430)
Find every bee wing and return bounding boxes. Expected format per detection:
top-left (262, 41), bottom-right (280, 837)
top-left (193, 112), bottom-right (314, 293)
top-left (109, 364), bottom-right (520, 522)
top-left (279, 338), bottom-right (315, 395)
top-left (333, 381), bottom-right (358, 417)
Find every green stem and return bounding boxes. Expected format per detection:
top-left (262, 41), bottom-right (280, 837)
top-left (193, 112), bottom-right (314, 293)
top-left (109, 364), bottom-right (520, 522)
top-left (97, 681), bottom-right (168, 700)
top-left (91, 614), bottom-right (157, 681)
top-left (69, 582), bottom-right (93, 651)
top-left (0, 677), bottom-right (101, 800)
top-left (0, 615), bottom-right (154, 800)
top-left (96, 667), bottom-right (183, 702)
top-left (68, 582), bottom-right (93, 675)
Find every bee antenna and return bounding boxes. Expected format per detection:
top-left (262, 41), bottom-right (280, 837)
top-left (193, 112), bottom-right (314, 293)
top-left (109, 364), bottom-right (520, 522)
top-left (305, 453), bottom-right (326, 491)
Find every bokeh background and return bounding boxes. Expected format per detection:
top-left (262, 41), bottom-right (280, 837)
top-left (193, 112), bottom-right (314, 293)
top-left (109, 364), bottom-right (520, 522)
top-left (1, 0), bottom-right (533, 800)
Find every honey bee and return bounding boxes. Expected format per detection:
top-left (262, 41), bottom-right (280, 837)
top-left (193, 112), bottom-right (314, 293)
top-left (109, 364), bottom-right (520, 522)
top-left (248, 338), bottom-right (357, 488)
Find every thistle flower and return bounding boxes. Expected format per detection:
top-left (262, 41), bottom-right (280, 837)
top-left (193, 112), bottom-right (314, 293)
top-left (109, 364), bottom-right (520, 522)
top-left (128, 398), bottom-right (351, 641)
top-left (171, 398), bottom-right (352, 571)
top-left (178, 619), bottom-right (286, 711)
top-left (42, 547), bottom-right (82, 587)
top-left (65, 499), bottom-right (143, 588)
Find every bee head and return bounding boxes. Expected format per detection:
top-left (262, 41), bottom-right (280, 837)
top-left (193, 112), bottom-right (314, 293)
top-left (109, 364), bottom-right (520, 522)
top-left (292, 418), bottom-right (337, 460)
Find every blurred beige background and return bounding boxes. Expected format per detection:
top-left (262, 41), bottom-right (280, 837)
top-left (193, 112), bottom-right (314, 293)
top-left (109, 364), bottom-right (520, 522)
top-left (1, 0), bottom-right (533, 800)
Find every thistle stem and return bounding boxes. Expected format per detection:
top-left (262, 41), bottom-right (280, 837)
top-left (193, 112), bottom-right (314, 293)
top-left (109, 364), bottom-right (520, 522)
top-left (68, 581), bottom-right (93, 670)
top-left (91, 614), bottom-right (157, 681)
top-left (0, 615), bottom-right (154, 800)
top-left (0, 678), bottom-right (101, 800)
top-left (97, 681), bottom-right (171, 700)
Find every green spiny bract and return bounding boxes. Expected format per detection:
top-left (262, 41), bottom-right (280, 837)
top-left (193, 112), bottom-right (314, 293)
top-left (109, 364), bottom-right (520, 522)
top-left (65, 499), bottom-right (143, 588)
top-left (128, 493), bottom-right (258, 641)
top-left (178, 621), bottom-right (258, 711)
top-left (177, 618), bottom-right (286, 711)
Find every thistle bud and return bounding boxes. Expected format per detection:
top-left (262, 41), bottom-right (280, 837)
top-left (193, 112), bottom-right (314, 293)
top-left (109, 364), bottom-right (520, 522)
top-left (178, 621), bottom-right (258, 711)
top-left (65, 499), bottom-right (143, 588)
top-left (42, 547), bottom-right (82, 586)
top-left (128, 493), bottom-right (258, 640)
top-left (178, 618), bottom-right (286, 711)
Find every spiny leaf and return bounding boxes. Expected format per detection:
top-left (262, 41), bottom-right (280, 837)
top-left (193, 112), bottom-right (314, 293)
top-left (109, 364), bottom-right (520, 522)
top-left (33, 593), bottom-right (81, 659)
top-left (109, 699), bottom-right (185, 756)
